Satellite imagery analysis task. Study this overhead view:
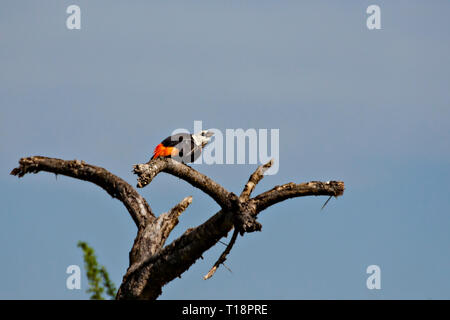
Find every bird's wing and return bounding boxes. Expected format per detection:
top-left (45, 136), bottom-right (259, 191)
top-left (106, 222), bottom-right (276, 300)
top-left (180, 141), bottom-right (203, 162)
top-left (152, 133), bottom-right (191, 159)
top-left (160, 133), bottom-right (191, 147)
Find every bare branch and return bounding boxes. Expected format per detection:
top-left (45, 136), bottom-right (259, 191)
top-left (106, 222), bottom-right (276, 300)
top-left (11, 155), bottom-right (345, 300)
top-left (240, 159), bottom-right (273, 201)
top-left (118, 180), bottom-right (344, 299)
top-left (127, 196), bottom-right (194, 266)
top-left (117, 208), bottom-right (234, 299)
top-left (251, 181), bottom-right (345, 213)
top-left (133, 158), bottom-right (168, 188)
top-left (133, 158), bottom-right (235, 210)
top-left (158, 196), bottom-right (193, 245)
top-left (321, 195), bottom-right (333, 210)
top-left (10, 156), bottom-right (154, 227)
top-left (203, 228), bottom-right (239, 280)
top-left (203, 161), bottom-right (273, 280)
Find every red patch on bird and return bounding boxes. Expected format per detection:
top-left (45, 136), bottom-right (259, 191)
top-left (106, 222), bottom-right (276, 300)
top-left (152, 144), bottom-right (179, 159)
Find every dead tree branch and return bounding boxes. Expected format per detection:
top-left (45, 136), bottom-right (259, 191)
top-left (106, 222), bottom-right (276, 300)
top-left (240, 158), bottom-right (274, 201)
top-left (133, 158), bottom-right (236, 211)
top-left (10, 156), bottom-right (154, 227)
top-left (203, 158), bottom-right (275, 280)
top-left (203, 228), bottom-right (239, 280)
top-left (11, 155), bottom-right (344, 300)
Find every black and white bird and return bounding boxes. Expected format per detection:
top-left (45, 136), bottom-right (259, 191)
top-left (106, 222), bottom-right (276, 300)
top-left (151, 130), bottom-right (214, 163)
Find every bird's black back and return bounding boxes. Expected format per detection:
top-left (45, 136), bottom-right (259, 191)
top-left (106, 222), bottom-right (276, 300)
top-left (161, 133), bottom-right (202, 163)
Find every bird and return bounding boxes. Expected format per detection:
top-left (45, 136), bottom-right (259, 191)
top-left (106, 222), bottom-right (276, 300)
top-left (151, 130), bottom-right (214, 163)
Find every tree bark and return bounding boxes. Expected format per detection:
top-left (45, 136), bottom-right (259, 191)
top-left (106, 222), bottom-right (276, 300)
top-left (11, 155), bottom-right (344, 300)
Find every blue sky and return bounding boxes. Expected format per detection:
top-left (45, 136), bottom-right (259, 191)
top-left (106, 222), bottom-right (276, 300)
top-left (1, 1), bottom-right (449, 299)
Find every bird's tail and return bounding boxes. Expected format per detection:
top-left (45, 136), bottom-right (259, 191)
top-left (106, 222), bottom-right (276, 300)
top-left (152, 144), bottom-right (163, 159)
top-left (152, 143), bottom-right (176, 159)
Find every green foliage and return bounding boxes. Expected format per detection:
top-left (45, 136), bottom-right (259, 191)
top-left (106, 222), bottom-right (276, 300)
top-left (77, 241), bottom-right (117, 300)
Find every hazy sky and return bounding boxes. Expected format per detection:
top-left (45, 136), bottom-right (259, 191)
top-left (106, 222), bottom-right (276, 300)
top-left (1, 1), bottom-right (449, 299)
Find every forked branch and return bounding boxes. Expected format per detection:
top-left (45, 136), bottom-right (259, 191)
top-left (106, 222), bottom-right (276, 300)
top-left (11, 155), bottom-right (344, 300)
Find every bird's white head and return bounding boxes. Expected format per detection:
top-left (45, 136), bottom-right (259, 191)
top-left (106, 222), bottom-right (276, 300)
top-left (192, 130), bottom-right (214, 148)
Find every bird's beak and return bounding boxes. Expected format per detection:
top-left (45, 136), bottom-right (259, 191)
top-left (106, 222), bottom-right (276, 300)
top-left (205, 131), bottom-right (214, 138)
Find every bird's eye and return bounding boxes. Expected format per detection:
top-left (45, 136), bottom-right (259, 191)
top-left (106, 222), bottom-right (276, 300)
top-left (201, 132), bottom-right (205, 136)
